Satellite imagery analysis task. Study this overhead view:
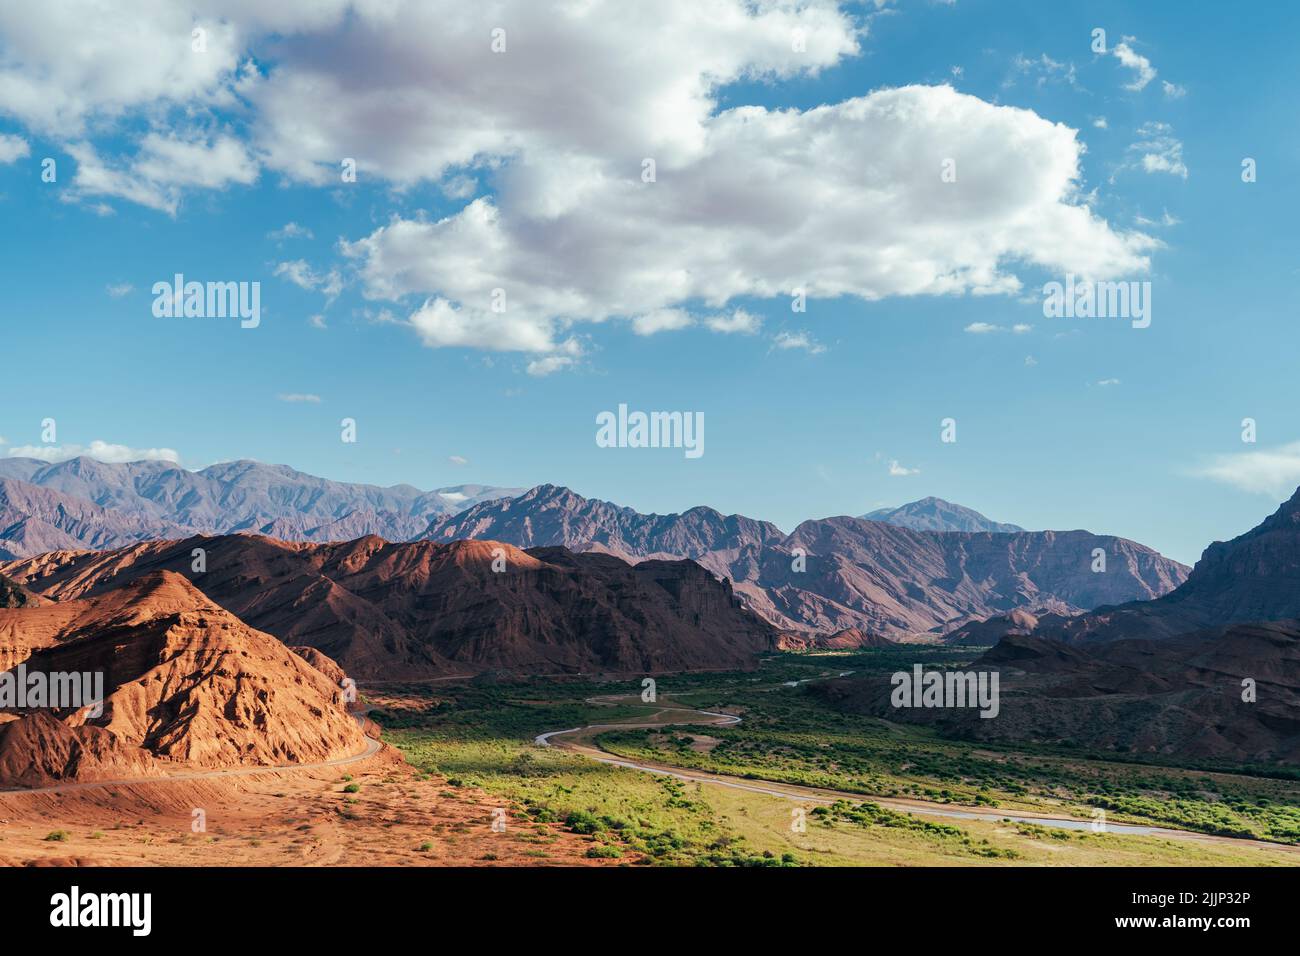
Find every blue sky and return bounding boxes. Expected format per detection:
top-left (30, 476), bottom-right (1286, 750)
top-left (1, 0), bottom-right (1298, 565)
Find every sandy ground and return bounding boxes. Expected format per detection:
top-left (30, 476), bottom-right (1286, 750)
top-left (0, 747), bottom-right (621, 867)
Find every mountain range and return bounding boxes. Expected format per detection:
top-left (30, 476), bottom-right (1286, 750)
top-left (946, 485), bottom-right (1300, 646)
top-left (861, 497), bottom-right (1025, 533)
top-left (0, 456), bottom-right (521, 558)
top-left (0, 459), bottom-right (1190, 641)
top-left (821, 487), bottom-right (1300, 764)
top-left (425, 484), bottom-right (1188, 638)
top-left (1, 453), bottom-right (1295, 767)
top-left (0, 535), bottom-right (776, 678)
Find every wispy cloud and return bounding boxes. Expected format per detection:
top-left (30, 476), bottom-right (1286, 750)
top-left (1193, 441), bottom-right (1300, 497)
top-left (274, 259), bottom-right (344, 299)
top-left (888, 459), bottom-right (920, 477)
top-left (6, 440), bottom-right (180, 464)
top-left (965, 322), bottom-right (1032, 334)
top-left (772, 330), bottom-right (826, 354)
top-left (268, 222), bottom-right (314, 241)
top-left (0, 133), bottom-right (30, 165)
top-left (526, 354), bottom-right (577, 377)
top-left (277, 393), bottom-right (322, 403)
top-left (1117, 122), bottom-right (1188, 180)
top-left (632, 308), bottom-right (693, 336)
top-left (105, 282), bottom-right (133, 297)
top-left (706, 309), bottom-right (762, 335)
top-left (1135, 210), bottom-right (1181, 228)
top-left (1111, 39), bottom-right (1156, 91)
top-left (1008, 53), bottom-right (1080, 90)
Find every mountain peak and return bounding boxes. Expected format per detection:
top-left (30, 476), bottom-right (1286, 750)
top-left (861, 497), bottom-right (1024, 534)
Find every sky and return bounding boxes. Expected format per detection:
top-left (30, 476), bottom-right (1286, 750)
top-left (1, 0), bottom-right (1297, 566)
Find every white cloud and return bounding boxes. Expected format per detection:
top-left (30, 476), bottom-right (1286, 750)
top-left (526, 354), bottom-right (577, 377)
top-left (408, 296), bottom-right (577, 354)
top-left (268, 221), bottom-right (314, 241)
top-left (1097, 378), bottom-right (1121, 386)
top-left (1111, 40), bottom-right (1156, 92)
top-left (1024, 355), bottom-right (1038, 366)
top-left (274, 259), bottom-right (343, 298)
top-left (308, 314), bottom-right (327, 329)
top-left (706, 309), bottom-right (763, 335)
top-left (248, 1), bottom-right (859, 185)
top-left (632, 309), bottom-right (694, 336)
top-left (66, 133), bottom-right (257, 215)
top-left (1194, 442), bottom-right (1300, 497)
top-left (0, 2), bottom-right (243, 136)
top-left (448, 455), bottom-right (468, 466)
top-left (6, 440), bottom-right (180, 464)
top-left (965, 321), bottom-right (1030, 335)
top-left (345, 84), bottom-right (1153, 367)
top-left (0, 3), bottom-right (1160, 375)
top-left (1162, 80), bottom-right (1187, 99)
top-left (772, 330), bottom-right (826, 354)
top-left (105, 282), bottom-right (133, 298)
top-left (1135, 209), bottom-right (1181, 228)
top-left (1121, 122), bottom-right (1188, 180)
top-left (1009, 53), bottom-right (1079, 89)
top-left (1092, 116), bottom-right (1108, 129)
top-left (0, 132), bottom-right (28, 164)
top-left (277, 393), bottom-right (321, 403)
top-left (887, 459), bottom-right (919, 477)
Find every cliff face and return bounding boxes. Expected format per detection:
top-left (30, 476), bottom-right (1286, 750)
top-left (0, 572), bottom-right (364, 785)
top-left (951, 486), bottom-right (1300, 646)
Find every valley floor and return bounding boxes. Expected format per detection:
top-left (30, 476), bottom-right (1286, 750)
top-left (3, 650), bottom-right (1297, 867)
top-left (379, 650), bottom-right (1300, 866)
top-left (0, 748), bottom-right (617, 867)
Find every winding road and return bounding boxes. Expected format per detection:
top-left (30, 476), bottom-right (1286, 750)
top-left (536, 694), bottom-right (1300, 854)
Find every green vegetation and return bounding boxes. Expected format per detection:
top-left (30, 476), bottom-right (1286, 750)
top-left (593, 651), bottom-right (1300, 846)
top-left (372, 651), bottom-right (1300, 864)
top-left (811, 800), bottom-right (1019, 859)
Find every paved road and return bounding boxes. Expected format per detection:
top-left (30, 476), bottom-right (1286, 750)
top-left (537, 695), bottom-right (1300, 854)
